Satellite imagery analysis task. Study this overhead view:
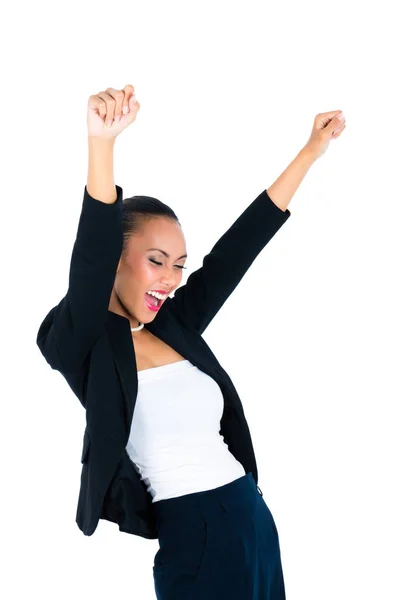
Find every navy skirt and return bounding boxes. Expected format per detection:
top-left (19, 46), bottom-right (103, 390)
top-left (152, 472), bottom-right (286, 599)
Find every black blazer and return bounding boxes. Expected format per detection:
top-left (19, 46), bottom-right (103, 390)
top-left (36, 184), bottom-right (291, 539)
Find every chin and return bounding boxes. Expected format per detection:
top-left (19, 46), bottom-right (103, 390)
top-left (144, 312), bottom-right (158, 321)
top-left (137, 308), bottom-right (159, 323)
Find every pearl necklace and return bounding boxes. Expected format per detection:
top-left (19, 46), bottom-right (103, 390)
top-left (131, 322), bottom-right (145, 332)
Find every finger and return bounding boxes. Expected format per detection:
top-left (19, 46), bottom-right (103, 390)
top-left (130, 94), bottom-right (139, 110)
top-left (105, 87), bottom-right (125, 122)
top-left (122, 84), bottom-right (135, 115)
top-left (326, 112), bottom-right (345, 134)
top-left (317, 110), bottom-right (343, 121)
top-left (97, 91), bottom-right (116, 127)
top-left (332, 122), bottom-right (346, 137)
top-left (316, 110), bottom-right (345, 131)
top-left (125, 99), bottom-right (140, 126)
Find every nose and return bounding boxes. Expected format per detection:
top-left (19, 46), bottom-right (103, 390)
top-left (159, 271), bottom-right (174, 290)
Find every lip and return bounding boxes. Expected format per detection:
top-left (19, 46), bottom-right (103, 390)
top-left (144, 292), bottom-right (166, 312)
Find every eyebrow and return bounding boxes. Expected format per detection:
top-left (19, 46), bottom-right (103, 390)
top-left (147, 248), bottom-right (187, 259)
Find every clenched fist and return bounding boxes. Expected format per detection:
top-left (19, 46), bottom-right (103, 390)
top-left (87, 84), bottom-right (140, 140)
top-left (304, 110), bottom-right (346, 159)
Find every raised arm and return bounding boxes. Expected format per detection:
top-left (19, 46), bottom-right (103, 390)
top-left (169, 187), bottom-right (291, 334)
top-left (169, 106), bottom-right (347, 336)
top-left (36, 84), bottom-right (140, 373)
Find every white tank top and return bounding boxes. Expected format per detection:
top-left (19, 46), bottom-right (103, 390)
top-left (125, 358), bottom-right (246, 502)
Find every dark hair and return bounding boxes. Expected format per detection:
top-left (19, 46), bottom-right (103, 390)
top-left (121, 195), bottom-right (181, 258)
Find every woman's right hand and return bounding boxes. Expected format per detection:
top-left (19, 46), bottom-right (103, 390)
top-left (87, 84), bottom-right (140, 140)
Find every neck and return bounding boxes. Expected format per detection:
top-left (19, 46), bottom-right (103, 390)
top-left (109, 289), bottom-right (141, 330)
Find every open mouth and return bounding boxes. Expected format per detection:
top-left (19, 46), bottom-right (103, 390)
top-left (144, 292), bottom-right (165, 311)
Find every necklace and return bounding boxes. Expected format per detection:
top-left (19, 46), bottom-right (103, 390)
top-left (131, 322), bottom-right (145, 332)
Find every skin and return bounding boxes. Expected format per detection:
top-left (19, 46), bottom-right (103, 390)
top-left (108, 216), bottom-right (187, 339)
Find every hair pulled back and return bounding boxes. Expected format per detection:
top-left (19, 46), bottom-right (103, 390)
top-left (121, 195), bottom-right (180, 259)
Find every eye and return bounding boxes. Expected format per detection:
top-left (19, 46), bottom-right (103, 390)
top-left (149, 258), bottom-right (187, 270)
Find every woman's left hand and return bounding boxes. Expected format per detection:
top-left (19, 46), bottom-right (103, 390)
top-left (304, 110), bottom-right (346, 159)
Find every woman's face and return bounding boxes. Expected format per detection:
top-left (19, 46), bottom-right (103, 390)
top-left (109, 217), bottom-right (187, 328)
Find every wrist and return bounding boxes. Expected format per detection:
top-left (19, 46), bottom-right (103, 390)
top-left (300, 144), bottom-right (319, 164)
top-left (88, 135), bottom-right (116, 148)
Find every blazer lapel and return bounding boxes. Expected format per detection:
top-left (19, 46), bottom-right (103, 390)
top-left (105, 310), bottom-right (138, 437)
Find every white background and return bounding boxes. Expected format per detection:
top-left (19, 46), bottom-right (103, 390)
top-left (2, 0), bottom-right (399, 598)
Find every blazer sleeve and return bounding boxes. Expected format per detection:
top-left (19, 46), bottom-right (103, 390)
top-left (170, 189), bottom-right (291, 335)
top-left (36, 185), bottom-right (124, 372)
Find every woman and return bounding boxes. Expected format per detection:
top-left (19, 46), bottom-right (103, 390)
top-left (37, 84), bottom-right (345, 600)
